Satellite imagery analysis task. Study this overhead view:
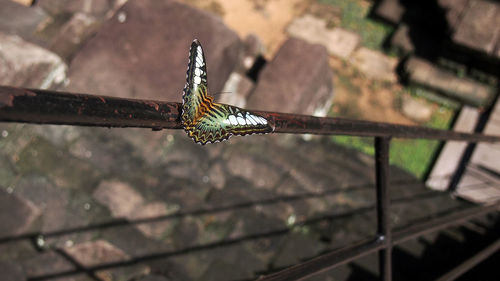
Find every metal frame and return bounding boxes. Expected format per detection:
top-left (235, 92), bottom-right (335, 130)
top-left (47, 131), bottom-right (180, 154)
top-left (1, 86), bottom-right (500, 281)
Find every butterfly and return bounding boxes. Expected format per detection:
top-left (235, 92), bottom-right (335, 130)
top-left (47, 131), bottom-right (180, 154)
top-left (181, 39), bottom-right (274, 145)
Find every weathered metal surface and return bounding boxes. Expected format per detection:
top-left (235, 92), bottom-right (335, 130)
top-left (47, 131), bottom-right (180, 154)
top-left (375, 137), bottom-right (392, 281)
top-left (2, 86), bottom-right (500, 143)
top-left (0, 86), bottom-right (182, 129)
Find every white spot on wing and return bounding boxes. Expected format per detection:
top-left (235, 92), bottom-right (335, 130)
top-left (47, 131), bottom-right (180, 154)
top-left (247, 117), bottom-right (257, 125)
top-left (228, 115), bottom-right (238, 125)
top-left (259, 117), bottom-right (268, 124)
top-left (223, 119), bottom-right (231, 125)
top-left (237, 116), bottom-right (246, 125)
top-left (194, 76), bottom-right (201, 84)
top-left (194, 68), bottom-right (201, 76)
top-left (197, 46), bottom-right (202, 54)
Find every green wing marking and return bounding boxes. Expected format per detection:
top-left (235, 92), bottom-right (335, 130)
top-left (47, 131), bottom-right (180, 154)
top-left (181, 39), bottom-right (274, 145)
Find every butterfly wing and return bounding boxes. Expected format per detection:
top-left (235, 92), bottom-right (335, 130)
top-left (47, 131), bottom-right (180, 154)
top-left (186, 103), bottom-right (274, 145)
top-left (181, 39), bottom-right (274, 145)
top-left (182, 39), bottom-right (210, 127)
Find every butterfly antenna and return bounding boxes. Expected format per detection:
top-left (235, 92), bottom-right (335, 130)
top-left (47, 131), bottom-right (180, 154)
top-left (213, 91), bottom-right (233, 98)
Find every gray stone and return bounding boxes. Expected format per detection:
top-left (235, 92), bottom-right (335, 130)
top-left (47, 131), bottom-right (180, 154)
top-left (0, 0), bottom-right (49, 44)
top-left (130, 202), bottom-right (176, 239)
top-left (405, 57), bottom-right (494, 107)
top-left (453, 0), bottom-right (500, 55)
top-left (0, 32), bottom-right (67, 89)
top-left (287, 15), bottom-right (360, 59)
top-left (21, 251), bottom-right (75, 278)
top-left (401, 95), bottom-right (433, 122)
top-left (49, 12), bottom-right (100, 61)
top-left (93, 180), bottom-right (144, 218)
top-left (247, 38), bottom-right (334, 116)
top-left (272, 233), bottom-right (325, 268)
top-left (438, 0), bottom-right (469, 31)
top-left (350, 47), bottom-right (398, 82)
top-left (37, 0), bottom-right (116, 17)
top-left (0, 262), bottom-right (25, 281)
top-left (0, 189), bottom-right (40, 238)
top-left (218, 72), bottom-right (255, 108)
top-left (225, 153), bottom-right (283, 189)
top-left (390, 24), bottom-right (414, 54)
top-left (0, 153), bottom-right (17, 188)
top-left (66, 0), bottom-right (242, 102)
top-left (426, 106), bottom-right (479, 191)
top-left (373, 0), bottom-right (405, 24)
top-left (63, 240), bottom-right (129, 267)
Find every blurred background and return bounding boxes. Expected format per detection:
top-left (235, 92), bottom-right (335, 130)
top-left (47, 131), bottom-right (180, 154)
top-left (1, 0), bottom-right (500, 280)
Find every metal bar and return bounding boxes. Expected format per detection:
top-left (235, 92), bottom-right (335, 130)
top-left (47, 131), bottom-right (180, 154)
top-left (2, 86), bottom-right (500, 142)
top-left (435, 237), bottom-right (500, 281)
top-left (375, 137), bottom-right (392, 281)
top-left (257, 238), bottom-right (385, 281)
top-left (0, 86), bottom-right (182, 129)
top-left (392, 202), bottom-right (500, 245)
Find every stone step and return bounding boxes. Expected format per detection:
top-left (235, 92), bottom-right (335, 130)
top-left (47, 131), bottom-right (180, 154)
top-left (426, 106), bottom-right (479, 191)
top-left (404, 57), bottom-right (494, 107)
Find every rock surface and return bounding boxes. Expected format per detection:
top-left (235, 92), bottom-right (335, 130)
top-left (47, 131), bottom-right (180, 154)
top-left (49, 12), bottom-right (100, 61)
top-left (350, 47), bottom-right (398, 82)
top-left (247, 38), bottom-right (334, 116)
top-left (452, 0), bottom-right (500, 56)
top-left (63, 240), bottom-right (129, 267)
top-left (66, 0), bottom-right (242, 101)
top-left (405, 57), bottom-right (493, 107)
top-left (0, 262), bottom-right (26, 281)
top-left (0, 32), bottom-right (67, 89)
top-left (0, 189), bottom-right (40, 238)
top-left (401, 95), bottom-right (433, 122)
top-left (0, 0), bottom-right (48, 45)
top-left (287, 15), bottom-right (360, 59)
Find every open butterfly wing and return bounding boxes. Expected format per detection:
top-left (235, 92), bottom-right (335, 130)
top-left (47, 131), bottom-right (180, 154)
top-left (188, 104), bottom-right (273, 144)
top-left (182, 39), bottom-right (210, 126)
top-left (181, 39), bottom-right (274, 144)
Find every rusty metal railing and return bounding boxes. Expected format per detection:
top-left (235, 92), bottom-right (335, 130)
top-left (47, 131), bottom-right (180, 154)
top-left (1, 85), bottom-right (500, 281)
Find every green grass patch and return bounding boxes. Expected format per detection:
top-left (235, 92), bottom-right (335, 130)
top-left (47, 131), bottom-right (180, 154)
top-left (331, 107), bottom-right (455, 179)
top-left (318, 0), bottom-right (393, 50)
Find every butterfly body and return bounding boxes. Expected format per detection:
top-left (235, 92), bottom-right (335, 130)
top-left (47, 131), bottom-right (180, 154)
top-left (181, 39), bottom-right (274, 144)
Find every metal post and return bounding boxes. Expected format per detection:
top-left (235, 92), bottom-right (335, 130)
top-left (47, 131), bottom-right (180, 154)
top-left (375, 137), bottom-right (392, 281)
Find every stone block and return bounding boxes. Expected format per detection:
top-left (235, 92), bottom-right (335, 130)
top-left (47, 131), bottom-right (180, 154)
top-left (405, 57), bottom-right (493, 107)
top-left (373, 0), bottom-right (405, 24)
top-left (247, 38), bottom-right (334, 116)
top-left (218, 72), bottom-right (255, 108)
top-left (0, 262), bottom-right (25, 281)
top-left (0, 0), bottom-right (48, 44)
top-left (401, 95), bottom-right (432, 122)
top-left (452, 0), bottom-right (500, 55)
top-left (93, 180), bottom-right (144, 218)
top-left (49, 12), bottom-right (100, 61)
top-left (37, 0), bottom-right (116, 17)
top-left (390, 24), bottom-right (414, 54)
top-left (66, 0), bottom-right (242, 102)
top-left (287, 15), bottom-right (360, 59)
top-left (21, 251), bottom-right (75, 278)
top-left (0, 32), bottom-right (67, 89)
top-left (351, 47), bottom-right (398, 82)
top-left (0, 189), bottom-right (40, 238)
top-left (63, 240), bottom-right (129, 267)
top-left (426, 106), bottom-right (479, 191)
top-left (438, 0), bottom-right (469, 31)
